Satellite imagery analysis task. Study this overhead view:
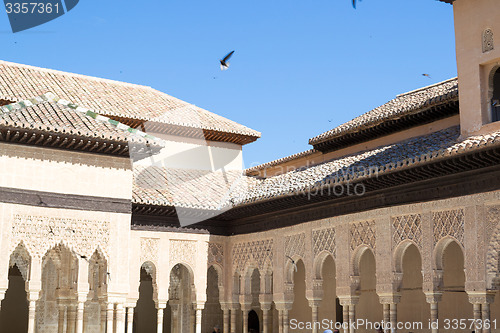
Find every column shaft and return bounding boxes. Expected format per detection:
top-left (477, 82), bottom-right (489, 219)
top-left (157, 307), bottom-right (164, 333)
top-left (311, 306), bottom-right (318, 333)
top-left (195, 308), bottom-right (203, 333)
top-left (76, 301), bottom-right (85, 333)
top-left (116, 304), bottom-right (125, 333)
top-left (348, 305), bottom-right (355, 333)
top-left (230, 308), bottom-right (237, 333)
top-left (283, 310), bottom-right (289, 333)
top-left (223, 307), bottom-right (230, 333)
top-left (430, 302), bottom-right (438, 333)
top-left (107, 303), bottom-right (114, 333)
top-left (262, 309), bottom-right (269, 333)
top-left (242, 309), bottom-right (248, 333)
top-left (382, 304), bottom-right (390, 333)
top-left (127, 307), bottom-right (134, 333)
top-left (278, 310), bottom-right (283, 333)
top-left (389, 303), bottom-right (397, 333)
top-left (27, 300), bottom-right (37, 333)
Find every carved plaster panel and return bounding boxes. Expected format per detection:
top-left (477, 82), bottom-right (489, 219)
top-left (432, 209), bottom-right (465, 247)
top-left (392, 214), bottom-right (422, 249)
top-left (232, 239), bottom-right (273, 273)
top-left (350, 220), bottom-right (376, 251)
top-left (313, 227), bottom-right (336, 258)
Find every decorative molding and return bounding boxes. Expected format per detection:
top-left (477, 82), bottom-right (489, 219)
top-left (486, 205), bottom-right (500, 277)
top-left (392, 214), bottom-right (422, 249)
top-left (140, 238), bottom-right (160, 265)
top-left (483, 28), bottom-right (494, 53)
top-left (11, 214), bottom-right (110, 259)
top-left (313, 227), bottom-right (336, 257)
top-left (350, 220), bottom-right (376, 251)
top-left (432, 209), bottom-right (465, 247)
top-left (208, 242), bottom-right (224, 267)
top-left (285, 233), bottom-right (306, 258)
top-left (232, 239), bottom-right (273, 273)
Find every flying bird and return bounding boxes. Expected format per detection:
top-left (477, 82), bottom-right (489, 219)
top-left (48, 226), bottom-right (55, 235)
top-left (220, 50), bottom-right (235, 71)
top-left (352, 0), bottom-right (361, 9)
top-left (422, 74), bottom-right (431, 79)
top-left (286, 255), bottom-right (298, 272)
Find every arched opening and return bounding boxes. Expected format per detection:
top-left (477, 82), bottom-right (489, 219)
top-left (397, 243), bottom-right (429, 331)
top-left (318, 255), bottom-right (340, 324)
top-left (438, 241), bottom-right (472, 331)
top-left (356, 248), bottom-right (382, 332)
top-left (491, 67), bottom-right (500, 122)
top-left (38, 244), bottom-right (78, 333)
top-left (0, 265), bottom-right (28, 332)
top-left (134, 264), bottom-right (157, 333)
top-left (167, 264), bottom-right (194, 333)
top-left (248, 309), bottom-right (260, 333)
top-left (289, 260), bottom-right (311, 327)
top-left (202, 266), bottom-right (223, 332)
top-left (85, 250), bottom-right (108, 332)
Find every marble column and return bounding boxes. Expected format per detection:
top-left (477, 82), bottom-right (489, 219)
top-left (230, 306), bottom-right (237, 333)
top-left (222, 305), bottom-right (230, 333)
top-left (106, 303), bottom-right (114, 333)
top-left (58, 304), bottom-right (66, 333)
top-left (116, 303), bottom-right (125, 333)
top-left (76, 300), bottom-right (85, 333)
top-left (127, 307), bottom-right (134, 333)
top-left (195, 305), bottom-right (203, 333)
top-left (157, 306), bottom-right (165, 333)
top-left (27, 300), bottom-right (37, 333)
top-left (425, 293), bottom-right (442, 333)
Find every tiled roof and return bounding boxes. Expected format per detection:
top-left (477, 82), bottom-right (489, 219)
top-left (0, 97), bottom-right (161, 157)
top-left (0, 60), bottom-right (260, 141)
top-left (309, 78), bottom-right (458, 146)
top-left (133, 125), bottom-right (500, 209)
top-left (245, 149), bottom-right (318, 175)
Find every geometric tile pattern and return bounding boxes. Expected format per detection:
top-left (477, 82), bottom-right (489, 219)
top-left (208, 242), bottom-right (224, 267)
top-left (285, 233), bottom-right (305, 258)
top-left (232, 239), bottom-right (273, 273)
top-left (432, 209), bottom-right (465, 247)
top-left (392, 214), bottom-right (422, 249)
top-left (350, 220), bottom-right (376, 251)
top-left (313, 227), bottom-right (336, 257)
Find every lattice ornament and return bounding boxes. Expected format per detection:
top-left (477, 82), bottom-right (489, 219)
top-left (208, 242), bottom-right (224, 267)
top-left (392, 214), bottom-right (422, 249)
top-left (350, 220), bottom-right (376, 251)
top-left (140, 238), bottom-right (160, 265)
top-left (285, 233), bottom-right (305, 258)
top-left (486, 205), bottom-right (500, 277)
top-left (432, 209), bottom-right (465, 247)
top-left (9, 243), bottom-right (31, 281)
top-left (313, 228), bottom-right (336, 257)
top-left (232, 239), bottom-right (273, 273)
top-left (169, 240), bottom-right (196, 268)
top-left (11, 214), bottom-right (110, 259)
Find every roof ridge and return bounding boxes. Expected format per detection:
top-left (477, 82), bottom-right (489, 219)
top-left (396, 77), bottom-right (458, 98)
top-left (245, 149), bottom-right (317, 174)
top-left (0, 60), bottom-right (153, 90)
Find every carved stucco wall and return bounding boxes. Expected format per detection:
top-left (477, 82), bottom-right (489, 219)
top-left (232, 239), bottom-right (273, 274)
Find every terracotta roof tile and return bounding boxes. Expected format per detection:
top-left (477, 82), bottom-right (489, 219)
top-left (309, 78), bottom-right (459, 146)
top-left (0, 60), bottom-right (260, 140)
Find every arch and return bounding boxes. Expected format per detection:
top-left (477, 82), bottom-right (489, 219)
top-left (434, 236), bottom-right (464, 271)
top-left (351, 245), bottom-right (374, 276)
top-left (393, 239), bottom-right (422, 274)
top-left (0, 265), bottom-right (29, 333)
top-left (202, 265), bottom-right (223, 333)
top-left (9, 242), bottom-right (31, 282)
top-left (313, 250), bottom-right (335, 280)
top-left (135, 262), bottom-right (159, 333)
top-left (248, 309), bottom-right (260, 333)
top-left (167, 263), bottom-right (196, 333)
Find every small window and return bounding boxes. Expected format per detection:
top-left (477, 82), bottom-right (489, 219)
top-left (491, 67), bottom-right (500, 122)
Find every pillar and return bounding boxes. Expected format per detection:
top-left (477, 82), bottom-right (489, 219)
top-left (27, 258), bottom-right (42, 333)
top-left (339, 296), bottom-right (359, 333)
top-left (468, 292), bottom-right (495, 333)
top-left (76, 300), bottom-right (85, 333)
top-left (382, 303), bottom-right (389, 332)
top-left (222, 304), bottom-right (230, 333)
top-left (126, 307), bottom-right (134, 333)
top-left (100, 301), bottom-right (107, 333)
top-left (106, 303), bottom-right (114, 333)
top-left (157, 306), bottom-right (165, 333)
top-left (116, 303), bottom-right (125, 333)
top-left (262, 306), bottom-right (271, 333)
top-left (389, 303), bottom-right (397, 332)
top-left (67, 304), bottom-right (76, 333)
top-left (195, 304), bottom-right (204, 333)
top-left (230, 306), bottom-right (237, 333)
top-left (283, 309), bottom-right (289, 333)
top-left (425, 293), bottom-right (442, 333)
top-left (308, 300), bottom-right (321, 333)
top-left (58, 304), bottom-right (66, 333)
top-left (27, 300), bottom-right (37, 333)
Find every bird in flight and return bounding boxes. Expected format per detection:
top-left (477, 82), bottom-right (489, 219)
top-left (422, 73), bottom-right (432, 79)
top-left (352, 0), bottom-right (361, 9)
top-left (286, 255), bottom-right (298, 272)
top-left (220, 50), bottom-right (235, 71)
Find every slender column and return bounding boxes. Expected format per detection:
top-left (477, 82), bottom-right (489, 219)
top-left (222, 306), bottom-right (230, 333)
top-left (262, 308), bottom-right (270, 333)
top-left (482, 302), bottom-right (491, 333)
top-left (127, 307), bottom-right (134, 333)
top-left (67, 304), bottom-right (77, 333)
top-left (58, 304), bottom-right (66, 333)
top-left (389, 303), bottom-right (397, 333)
top-left (426, 293), bottom-right (442, 333)
top-left (473, 303), bottom-right (482, 322)
top-left (27, 300), bottom-right (37, 333)
top-left (115, 303), bottom-right (125, 333)
top-left (310, 302), bottom-right (319, 333)
top-left (349, 304), bottom-right (356, 333)
top-left (342, 304), bottom-right (349, 329)
top-left (76, 301), bottom-right (85, 333)
top-left (230, 307), bottom-right (237, 333)
top-left (157, 307), bottom-right (165, 333)
top-left (107, 303), bottom-right (114, 333)
top-left (382, 304), bottom-right (389, 332)
top-left (278, 310), bottom-right (283, 333)
top-left (242, 309), bottom-right (248, 333)
top-left (195, 306), bottom-right (203, 333)
top-left (283, 309), bottom-right (289, 333)
top-left (100, 302), bottom-right (107, 333)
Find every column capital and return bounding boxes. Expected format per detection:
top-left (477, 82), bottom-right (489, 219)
top-left (424, 292), bottom-right (443, 304)
top-left (274, 301), bottom-right (293, 311)
top-left (377, 293), bottom-right (401, 305)
top-left (337, 295), bottom-right (359, 306)
top-left (467, 291), bottom-right (496, 305)
top-left (259, 293), bottom-right (273, 306)
top-left (194, 301), bottom-right (205, 311)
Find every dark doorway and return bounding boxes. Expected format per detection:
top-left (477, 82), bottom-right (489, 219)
top-left (491, 67), bottom-right (500, 122)
top-left (248, 309), bottom-right (260, 333)
top-left (0, 265), bottom-right (28, 333)
top-left (335, 298), bottom-right (343, 324)
top-left (134, 267), bottom-right (157, 333)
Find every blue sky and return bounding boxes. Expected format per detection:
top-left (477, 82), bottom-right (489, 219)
top-left (1, 0), bottom-right (456, 167)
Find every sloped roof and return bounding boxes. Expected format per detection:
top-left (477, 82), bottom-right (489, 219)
top-left (0, 95), bottom-right (162, 158)
top-left (134, 125), bottom-right (500, 209)
top-left (0, 60), bottom-right (260, 144)
top-left (309, 78), bottom-right (459, 147)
